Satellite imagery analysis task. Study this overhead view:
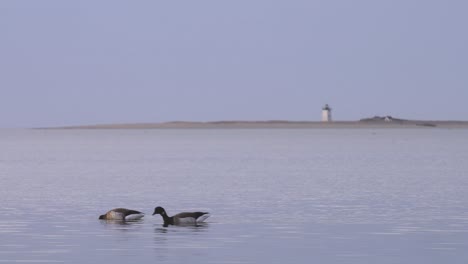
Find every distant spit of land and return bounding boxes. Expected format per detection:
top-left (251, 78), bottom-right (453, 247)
top-left (50, 116), bottom-right (468, 129)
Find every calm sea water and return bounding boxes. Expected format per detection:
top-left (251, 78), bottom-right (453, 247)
top-left (1, 128), bottom-right (467, 263)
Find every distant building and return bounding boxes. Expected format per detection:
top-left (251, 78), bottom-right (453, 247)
top-left (322, 104), bottom-right (332, 122)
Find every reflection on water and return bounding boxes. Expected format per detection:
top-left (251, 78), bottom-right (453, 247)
top-left (1, 129), bottom-right (468, 263)
top-left (99, 219), bottom-right (144, 226)
top-left (154, 223), bottom-right (209, 233)
top-left (99, 219), bottom-right (145, 233)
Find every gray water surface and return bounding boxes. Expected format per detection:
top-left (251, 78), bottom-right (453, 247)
top-left (1, 129), bottom-right (467, 263)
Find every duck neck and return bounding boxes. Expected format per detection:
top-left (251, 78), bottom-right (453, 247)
top-left (160, 211), bottom-right (173, 225)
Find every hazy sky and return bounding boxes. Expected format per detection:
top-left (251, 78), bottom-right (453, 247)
top-left (1, 1), bottom-right (467, 127)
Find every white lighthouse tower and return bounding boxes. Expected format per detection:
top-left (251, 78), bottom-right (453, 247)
top-left (322, 104), bottom-right (332, 122)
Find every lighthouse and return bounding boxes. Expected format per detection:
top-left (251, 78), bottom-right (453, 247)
top-left (322, 104), bottom-right (332, 122)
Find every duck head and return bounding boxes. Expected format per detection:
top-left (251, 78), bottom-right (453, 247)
top-left (98, 214), bottom-right (106, 220)
top-left (152, 206), bottom-right (166, 216)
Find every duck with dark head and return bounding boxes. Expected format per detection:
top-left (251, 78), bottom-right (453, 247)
top-left (152, 206), bottom-right (210, 227)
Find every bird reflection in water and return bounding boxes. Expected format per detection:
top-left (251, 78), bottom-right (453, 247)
top-left (99, 219), bottom-right (145, 232)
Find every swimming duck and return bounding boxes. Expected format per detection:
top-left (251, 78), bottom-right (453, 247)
top-left (98, 208), bottom-right (144, 221)
top-left (152, 206), bottom-right (210, 227)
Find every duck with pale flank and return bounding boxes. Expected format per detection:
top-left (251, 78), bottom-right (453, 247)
top-left (152, 206), bottom-right (210, 227)
top-left (99, 208), bottom-right (144, 221)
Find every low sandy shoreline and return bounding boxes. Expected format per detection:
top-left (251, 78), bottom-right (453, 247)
top-left (50, 120), bottom-right (468, 129)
